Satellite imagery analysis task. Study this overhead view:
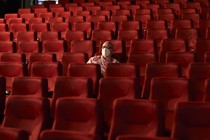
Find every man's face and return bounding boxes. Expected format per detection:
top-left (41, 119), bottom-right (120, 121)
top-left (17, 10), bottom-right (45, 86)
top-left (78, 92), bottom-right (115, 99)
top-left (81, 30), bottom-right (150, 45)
top-left (101, 42), bottom-right (113, 57)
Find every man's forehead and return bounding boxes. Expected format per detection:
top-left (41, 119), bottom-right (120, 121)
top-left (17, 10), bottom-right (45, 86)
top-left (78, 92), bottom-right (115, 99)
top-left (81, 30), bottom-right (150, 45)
top-left (103, 41), bottom-right (110, 46)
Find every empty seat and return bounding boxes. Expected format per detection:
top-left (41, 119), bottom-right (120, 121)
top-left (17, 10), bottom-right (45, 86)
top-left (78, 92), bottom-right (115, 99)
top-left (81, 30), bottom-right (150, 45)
top-left (159, 39), bottom-right (187, 62)
top-left (146, 20), bottom-right (167, 30)
top-left (68, 63), bottom-right (101, 97)
top-left (175, 28), bottom-right (199, 51)
top-left (165, 3), bottom-right (181, 17)
top-left (2, 96), bottom-right (51, 140)
top-left (18, 8), bottom-right (31, 15)
top-left (117, 29), bottom-right (140, 54)
top-left (104, 63), bottom-right (139, 80)
top-left (114, 9), bottom-right (131, 18)
top-left (9, 23), bottom-right (28, 41)
top-left (97, 21), bottom-right (117, 38)
top-left (0, 32), bottom-right (12, 41)
top-left (50, 22), bottom-right (69, 39)
top-left (0, 41), bottom-right (14, 53)
top-left (7, 18), bottom-right (23, 25)
top-left (108, 99), bottom-right (165, 140)
top-left (118, 21), bottom-right (141, 31)
top-left (51, 98), bottom-right (103, 136)
top-left (124, 4), bottom-right (141, 14)
top-left (66, 16), bottom-right (85, 23)
top-left (182, 13), bottom-right (200, 28)
top-left (28, 17), bottom-right (43, 26)
top-left (145, 4), bottom-right (160, 17)
top-left (34, 8), bottom-right (48, 15)
top-left (145, 29), bottom-right (169, 54)
top-left (64, 30), bottom-right (85, 45)
top-left (69, 40), bottom-right (95, 59)
top-left (134, 14), bottom-right (152, 35)
top-left (0, 62), bottom-right (28, 91)
top-left (30, 23), bottom-right (49, 40)
top-left (171, 19), bottom-right (193, 37)
top-left (195, 38), bottom-right (210, 62)
top-left (56, 11), bottom-right (71, 19)
top-left (4, 14), bottom-right (18, 23)
top-left (50, 7), bottom-right (65, 15)
top-left (86, 15), bottom-right (107, 27)
top-left (45, 17), bottom-right (64, 24)
top-left (171, 102), bottom-right (210, 140)
top-left (17, 41), bottom-right (40, 60)
top-left (136, 1), bottom-right (151, 8)
top-left (40, 31), bottom-right (60, 43)
top-left (185, 2), bottom-right (202, 12)
top-left (94, 10), bottom-right (111, 21)
top-left (20, 13), bottom-right (35, 24)
top-left (0, 53), bottom-right (26, 63)
top-left (16, 31), bottom-right (36, 43)
top-left (11, 76), bottom-right (48, 97)
top-left (127, 53), bottom-right (157, 88)
top-left (105, 5), bottom-right (121, 14)
top-left (157, 13), bottom-right (175, 29)
top-left (166, 52), bottom-right (194, 77)
top-left (51, 77), bottom-right (92, 117)
top-left (188, 62), bottom-right (210, 101)
top-left (61, 52), bottom-right (87, 76)
top-left (98, 78), bottom-right (137, 131)
top-left (150, 77), bottom-right (189, 132)
top-left (0, 127), bottom-right (29, 140)
top-left (30, 62), bottom-right (62, 92)
top-left (28, 53), bottom-right (56, 72)
top-left (0, 24), bottom-right (8, 32)
top-left (36, 12), bottom-right (53, 21)
top-left (72, 22), bottom-right (93, 39)
top-left (76, 11), bottom-right (91, 19)
top-left (86, 6), bottom-right (102, 14)
top-left (130, 39), bottom-right (156, 54)
top-left (42, 40), bottom-right (65, 61)
top-left (141, 63), bottom-right (181, 99)
top-left (110, 15), bottom-right (129, 23)
top-left (68, 6), bottom-right (83, 16)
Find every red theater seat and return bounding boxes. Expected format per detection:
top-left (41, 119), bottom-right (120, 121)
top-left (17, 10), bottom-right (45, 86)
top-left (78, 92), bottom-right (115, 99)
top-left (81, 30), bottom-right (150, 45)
top-left (150, 77), bottom-right (189, 132)
top-left (171, 102), bottom-right (210, 140)
top-left (2, 96), bottom-right (51, 140)
top-left (108, 99), bottom-right (165, 140)
top-left (68, 63), bottom-right (101, 97)
top-left (98, 78), bottom-right (137, 131)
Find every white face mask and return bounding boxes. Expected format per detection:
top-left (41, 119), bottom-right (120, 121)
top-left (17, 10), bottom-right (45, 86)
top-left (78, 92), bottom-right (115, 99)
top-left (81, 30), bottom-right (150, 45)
top-left (102, 48), bottom-right (110, 57)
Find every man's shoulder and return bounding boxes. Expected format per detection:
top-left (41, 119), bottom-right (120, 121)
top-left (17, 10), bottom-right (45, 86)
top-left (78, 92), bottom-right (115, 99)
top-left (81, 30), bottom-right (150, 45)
top-left (89, 55), bottom-right (101, 60)
top-left (112, 58), bottom-right (120, 63)
top-left (87, 55), bottom-right (101, 63)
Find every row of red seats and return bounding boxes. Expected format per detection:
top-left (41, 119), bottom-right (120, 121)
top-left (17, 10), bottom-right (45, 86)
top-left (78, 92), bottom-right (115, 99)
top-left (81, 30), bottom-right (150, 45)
top-left (22, 1), bottom-right (210, 18)
top-left (1, 16), bottom-right (208, 31)
top-left (0, 93), bottom-right (210, 140)
top-left (1, 37), bottom-right (210, 62)
top-left (1, 61), bottom-right (210, 101)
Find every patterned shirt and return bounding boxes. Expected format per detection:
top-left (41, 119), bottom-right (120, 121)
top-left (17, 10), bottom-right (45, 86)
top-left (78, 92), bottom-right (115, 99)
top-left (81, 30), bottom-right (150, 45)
top-left (87, 55), bottom-right (119, 76)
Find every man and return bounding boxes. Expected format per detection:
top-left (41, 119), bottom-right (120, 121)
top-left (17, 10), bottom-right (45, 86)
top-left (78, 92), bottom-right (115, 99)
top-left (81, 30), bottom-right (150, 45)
top-left (87, 41), bottom-right (119, 76)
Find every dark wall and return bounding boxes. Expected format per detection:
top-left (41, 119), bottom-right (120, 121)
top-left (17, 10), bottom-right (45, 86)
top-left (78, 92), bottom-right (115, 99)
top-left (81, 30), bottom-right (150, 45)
top-left (0, 0), bottom-right (21, 18)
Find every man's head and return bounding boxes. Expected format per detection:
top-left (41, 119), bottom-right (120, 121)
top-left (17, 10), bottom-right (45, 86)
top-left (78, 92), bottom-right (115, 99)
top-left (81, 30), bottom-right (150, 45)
top-left (101, 41), bottom-right (114, 58)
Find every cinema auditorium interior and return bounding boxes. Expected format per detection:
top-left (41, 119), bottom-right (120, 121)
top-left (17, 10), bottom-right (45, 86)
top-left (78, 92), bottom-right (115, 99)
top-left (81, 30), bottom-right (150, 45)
top-left (1, 0), bottom-right (210, 140)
